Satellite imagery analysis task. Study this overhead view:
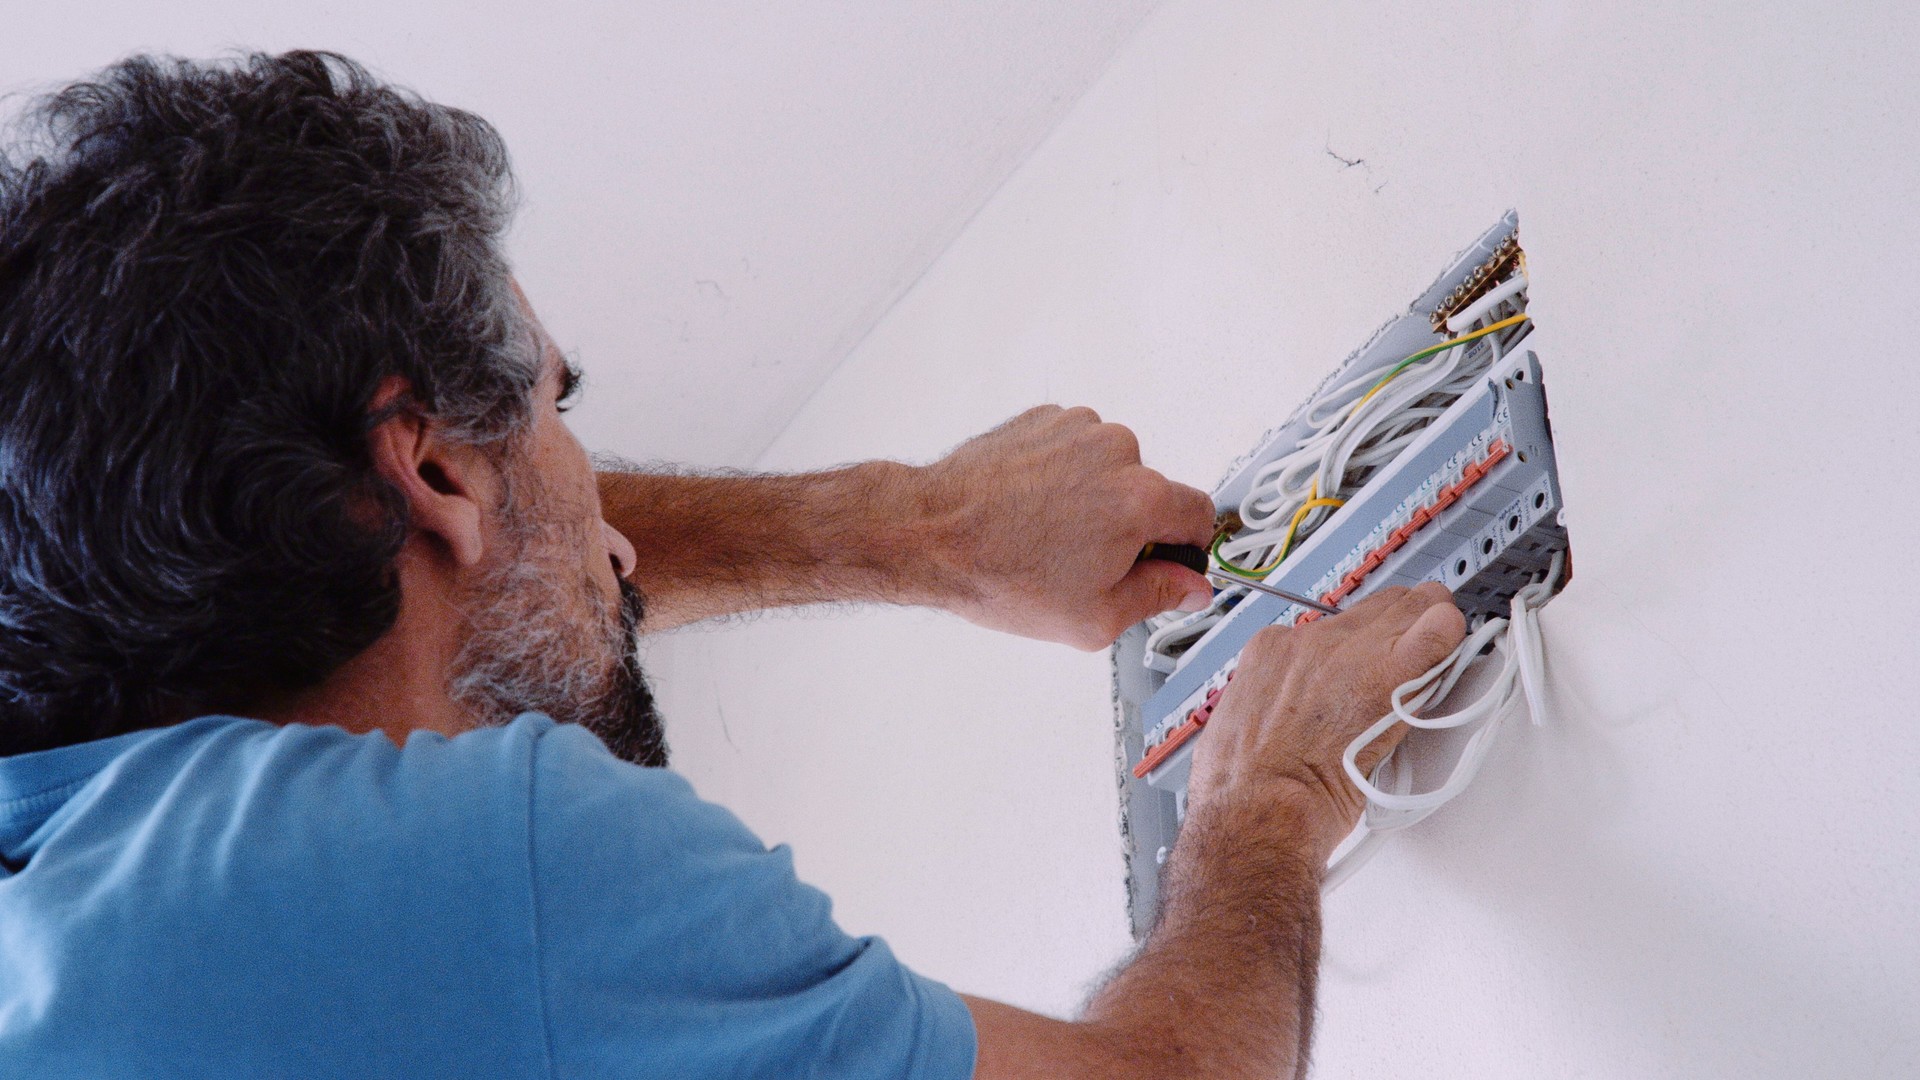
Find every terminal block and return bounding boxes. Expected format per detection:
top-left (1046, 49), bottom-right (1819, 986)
top-left (1112, 213), bottom-right (1571, 936)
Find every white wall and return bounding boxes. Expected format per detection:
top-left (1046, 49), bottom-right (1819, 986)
top-left (652, 1), bottom-right (1920, 1075)
top-left (0, 1), bottom-right (1153, 467)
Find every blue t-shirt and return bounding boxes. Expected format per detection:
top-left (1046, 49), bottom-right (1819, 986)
top-left (0, 714), bottom-right (976, 1077)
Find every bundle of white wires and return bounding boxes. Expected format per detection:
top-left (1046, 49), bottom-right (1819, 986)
top-left (1142, 273), bottom-right (1532, 673)
top-left (1320, 550), bottom-right (1563, 893)
top-left (1135, 271), bottom-right (1558, 889)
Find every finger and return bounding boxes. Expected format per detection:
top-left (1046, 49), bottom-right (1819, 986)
top-left (1080, 419), bottom-right (1137, 461)
top-left (1399, 580), bottom-right (1454, 612)
top-left (1301, 586), bottom-right (1436, 656)
top-left (1108, 559), bottom-right (1215, 628)
top-left (1352, 718), bottom-right (1411, 777)
top-left (1135, 470), bottom-right (1218, 548)
top-left (1388, 596), bottom-right (1467, 678)
top-left (1328, 581), bottom-right (1448, 631)
top-left (1397, 581), bottom-right (1458, 630)
top-left (1318, 583), bottom-right (1418, 631)
top-left (1002, 404), bottom-right (1063, 433)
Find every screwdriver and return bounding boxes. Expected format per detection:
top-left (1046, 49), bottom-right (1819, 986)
top-left (1137, 543), bottom-right (1341, 616)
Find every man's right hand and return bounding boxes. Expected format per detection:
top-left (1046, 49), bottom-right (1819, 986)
top-left (915, 404), bottom-right (1219, 651)
top-left (1185, 582), bottom-right (1468, 866)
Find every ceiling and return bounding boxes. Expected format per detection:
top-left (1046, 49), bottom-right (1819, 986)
top-left (1, 1), bottom-right (1157, 466)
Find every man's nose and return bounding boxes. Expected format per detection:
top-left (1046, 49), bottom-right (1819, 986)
top-left (601, 520), bottom-right (637, 579)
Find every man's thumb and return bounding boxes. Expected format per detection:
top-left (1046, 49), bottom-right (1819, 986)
top-left (1388, 597), bottom-right (1467, 678)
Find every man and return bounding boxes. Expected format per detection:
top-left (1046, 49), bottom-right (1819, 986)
top-left (0, 52), bottom-right (1464, 1077)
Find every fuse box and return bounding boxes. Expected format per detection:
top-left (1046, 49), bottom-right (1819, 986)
top-left (1112, 213), bottom-right (1571, 935)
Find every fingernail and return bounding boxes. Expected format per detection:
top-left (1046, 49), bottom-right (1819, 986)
top-left (1177, 587), bottom-right (1215, 612)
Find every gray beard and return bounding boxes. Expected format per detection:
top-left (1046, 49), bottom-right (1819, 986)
top-left (447, 517), bottom-right (667, 768)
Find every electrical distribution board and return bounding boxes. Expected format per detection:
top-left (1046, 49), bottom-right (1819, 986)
top-left (1113, 213), bottom-right (1571, 935)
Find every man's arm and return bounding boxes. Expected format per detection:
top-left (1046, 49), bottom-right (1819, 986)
top-left (964, 584), bottom-right (1468, 1079)
top-left (598, 405), bottom-right (1219, 648)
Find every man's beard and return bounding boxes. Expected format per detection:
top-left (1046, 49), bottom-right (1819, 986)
top-left (446, 486), bottom-right (668, 767)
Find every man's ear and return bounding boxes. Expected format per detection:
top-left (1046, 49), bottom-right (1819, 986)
top-left (366, 376), bottom-right (491, 568)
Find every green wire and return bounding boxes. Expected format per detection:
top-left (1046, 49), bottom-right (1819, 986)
top-left (1210, 531), bottom-right (1271, 580)
top-left (1356, 313), bottom-right (1530, 404)
top-left (1363, 337), bottom-right (1457, 394)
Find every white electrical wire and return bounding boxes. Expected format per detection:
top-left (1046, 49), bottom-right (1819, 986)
top-left (1321, 551), bottom-right (1564, 893)
top-left (1223, 333), bottom-right (1507, 571)
top-left (1130, 272), bottom-right (1558, 893)
top-left (1140, 598), bottom-right (1236, 673)
top-left (1144, 282), bottom-right (1532, 672)
top-left (1445, 272), bottom-right (1529, 334)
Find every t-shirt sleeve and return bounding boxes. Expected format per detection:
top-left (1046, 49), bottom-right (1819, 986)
top-left (526, 721), bottom-right (976, 1079)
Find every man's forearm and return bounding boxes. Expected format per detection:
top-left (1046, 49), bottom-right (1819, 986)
top-left (598, 463), bottom-right (964, 631)
top-left (966, 795), bottom-right (1323, 1080)
top-left (1087, 796), bottom-right (1323, 1078)
top-left (596, 406), bottom-right (1218, 646)
top-left (968, 590), bottom-right (1464, 1079)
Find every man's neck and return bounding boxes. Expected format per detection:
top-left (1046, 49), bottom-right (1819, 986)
top-left (253, 551), bottom-right (472, 745)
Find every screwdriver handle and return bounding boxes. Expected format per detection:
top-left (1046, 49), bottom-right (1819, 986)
top-left (1137, 542), bottom-right (1211, 576)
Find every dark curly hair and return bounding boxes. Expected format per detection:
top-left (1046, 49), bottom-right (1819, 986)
top-left (0, 51), bottom-right (539, 753)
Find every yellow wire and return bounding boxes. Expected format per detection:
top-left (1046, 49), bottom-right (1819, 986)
top-left (1274, 496), bottom-right (1347, 568)
top-left (1213, 310), bottom-right (1526, 581)
top-left (1216, 487), bottom-right (1346, 578)
top-left (1353, 312), bottom-right (1532, 410)
top-left (1213, 307), bottom-right (1528, 584)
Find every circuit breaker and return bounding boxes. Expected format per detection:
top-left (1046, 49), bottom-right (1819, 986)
top-left (1113, 213), bottom-right (1571, 935)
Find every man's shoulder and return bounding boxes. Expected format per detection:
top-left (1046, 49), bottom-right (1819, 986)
top-left (115, 713), bottom-right (727, 903)
top-left (118, 713), bottom-right (561, 833)
top-left (0, 715), bottom-right (593, 1075)
top-left (46, 713), bottom-right (583, 908)
top-left (75, 711), bottom-right (711, 880)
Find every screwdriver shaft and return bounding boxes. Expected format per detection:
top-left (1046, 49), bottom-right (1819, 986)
top-left (1205, 571), bottom-right (1342, 616)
